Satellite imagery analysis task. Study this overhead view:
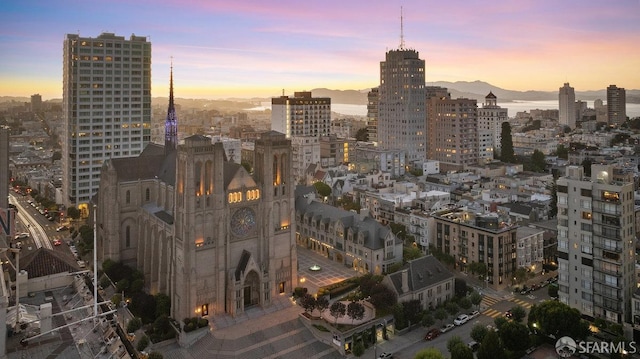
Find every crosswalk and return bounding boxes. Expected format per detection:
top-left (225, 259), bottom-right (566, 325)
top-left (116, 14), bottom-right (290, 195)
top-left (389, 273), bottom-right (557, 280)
top-left (481, 295), bottom-right (500, 308)
top-left (480, 296), bottom-right (533, 318)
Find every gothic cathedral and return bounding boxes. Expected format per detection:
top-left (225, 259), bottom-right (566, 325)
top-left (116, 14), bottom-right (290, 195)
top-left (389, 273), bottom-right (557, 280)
top-left (96, 68), bottom-right (297, 322)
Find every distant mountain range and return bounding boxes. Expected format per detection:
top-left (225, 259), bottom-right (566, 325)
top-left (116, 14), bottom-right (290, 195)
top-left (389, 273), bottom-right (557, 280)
top-left (2, 81), bottom-right (638, 106)
top-left (307, 81), bottom-right (640, 105)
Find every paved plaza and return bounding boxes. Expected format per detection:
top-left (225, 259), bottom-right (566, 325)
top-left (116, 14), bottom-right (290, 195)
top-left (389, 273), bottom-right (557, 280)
top-left (296, 246), bottom-right (361, 295)
top-left (4, 247), bottom-right (362, 359)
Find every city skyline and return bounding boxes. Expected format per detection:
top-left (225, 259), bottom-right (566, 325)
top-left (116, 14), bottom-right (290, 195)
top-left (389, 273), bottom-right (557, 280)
top-left (2, 0), bottom-right (639, 100)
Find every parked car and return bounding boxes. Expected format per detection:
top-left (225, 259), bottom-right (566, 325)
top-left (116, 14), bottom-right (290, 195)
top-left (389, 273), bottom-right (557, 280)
top-left (440, 323), bottom-right (455, 333)
top-left (15, 233), bottom-right (29, 239)
top-left (520, 286), bottom-right (531, 295)
top-left (468, 310), bottom-right (480, 318)
top-left (425, 328), bottom-right (440, 341)
top-left (377, 352), bottom-right (393, 359)
top-left (53, 239), bottom-right (62, 246)
top-left (468, 341), bottom-right (480, 352)
top-left (56, 225), bottom-right (69, 232)
top-left (453, 314), bottom-right (469, 326)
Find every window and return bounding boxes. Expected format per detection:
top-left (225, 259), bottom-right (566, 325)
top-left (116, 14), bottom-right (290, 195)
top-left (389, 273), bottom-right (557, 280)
top-left (145, 188), bottom-right (150, 201)
top-left (126, 190), bottom-right (130, 204)
top-left (125, 226), bottom-right (130, 248)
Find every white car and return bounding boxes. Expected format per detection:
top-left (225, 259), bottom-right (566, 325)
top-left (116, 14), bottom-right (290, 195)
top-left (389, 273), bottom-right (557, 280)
top-left (440, 323), bottom-right (455, 333)
top-left (453, 314), bottom-right (469, 326)
top-left (468, 310), bottom-right (480, 318)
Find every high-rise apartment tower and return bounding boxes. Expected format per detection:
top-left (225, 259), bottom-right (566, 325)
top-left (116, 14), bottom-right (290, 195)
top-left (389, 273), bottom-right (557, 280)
top-left (62, 33), bottom-right (151, 214)
top-left (559, 83), bottom-right (576, 129)
top-left (427, 92), bottom-right (478, 166)
top-left (377, 48), bottom-right (426, 166)
top-left (607, 85), bottom-right (626, 126)
top-left (556, 164), bottom-right (636, 324)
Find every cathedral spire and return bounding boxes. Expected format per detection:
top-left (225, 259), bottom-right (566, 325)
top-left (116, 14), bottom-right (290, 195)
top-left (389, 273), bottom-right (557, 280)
top-left (165, 59), bottom-right (178, 154)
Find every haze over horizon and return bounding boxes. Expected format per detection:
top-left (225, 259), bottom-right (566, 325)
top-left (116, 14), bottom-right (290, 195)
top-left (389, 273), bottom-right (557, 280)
top-left (2, 0), bottom-right (639, 100)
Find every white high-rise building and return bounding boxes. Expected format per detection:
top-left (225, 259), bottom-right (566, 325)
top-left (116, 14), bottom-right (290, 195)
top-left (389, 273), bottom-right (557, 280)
top-left (478, 92), bottom-right (508, 163)
top-left (270, 91), bottom-right (331, 139)
top-left (62, 33), bottom-right (151, 214)
top-left (377, 48), bottom-right (426, 166)
top-left (556, 164), bottom-right (636, 324)
top-left (559, 83), bottom-right (576, 129)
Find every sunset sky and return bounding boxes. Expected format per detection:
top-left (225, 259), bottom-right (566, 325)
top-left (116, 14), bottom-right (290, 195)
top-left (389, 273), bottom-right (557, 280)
top-left (1, 0), bottom-right (639, 100)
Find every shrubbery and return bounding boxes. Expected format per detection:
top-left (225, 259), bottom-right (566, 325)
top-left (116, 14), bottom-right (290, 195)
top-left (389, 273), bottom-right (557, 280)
top-left (127, 317), bottom-right (142, 333)
top-left (182, 317), bottom-right (209, 333)
top-left (317, 277), bottom-right (360, 299)
top-left (136, 335), bottom-right (149, 352)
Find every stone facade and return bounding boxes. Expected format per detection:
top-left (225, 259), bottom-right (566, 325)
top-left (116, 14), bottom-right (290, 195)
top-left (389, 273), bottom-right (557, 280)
top-left (96, 131), bottom-right (297, 321)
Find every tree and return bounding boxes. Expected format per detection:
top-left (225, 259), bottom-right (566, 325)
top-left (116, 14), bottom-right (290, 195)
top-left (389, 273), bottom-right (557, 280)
top-left (447, 336), bottom-right (465, 353)
top-left (155, 293), bottom-right (171, 318)
top-left (421, 313), bottom-right (435, 327)
top-left (301, 293), bottom-right (316, 314)
top-left (514, 267), bottom-right (527, 285)
top-left (359, 273), bottom-right (380, 297)
top-left (527, 300), bottom-right (591, 340)
top-left (468, 262), bottom-right (487, 277)
top-left (329, 301), bottom-right (346, 324)
top-left (469, 292), bottom-right (482, 310)
top-left (454, 278), bottom-right (467, 298)
top-left (555, 144), bottom-right (569, 159)
top-left (531, 149), bottom-right (546, 173)
top-left (458, 297), bottom-right (472, 310)
top-left (509, 305), bottom-right (527, 323)
top-left (313, 181), bottom-right (332, 198)
top-left (415, 347), bottom-right (446, 359)
top-left (493, 317), bottom-right (508, 331)
top-left (136, 335), bottom-right (150, 352)
top-left (499, 321), bottom-right (530, 352)
top-left (403, 299), bottom-right (423, 327)
top-left (355, 127), bottom-right (368, 142)
top-left (352, 340), bottom-right (365, 357)
top-left (347, 301), bottom-right (365, 324)
top-left (316, 296), bottom-right (329, 315)
top-left (392, 303), bottom-right (408, 329)
top-left (434, 307), bottom-right (448, 325)
top-left (403, 245), bottom-right (423, 262)
top-left (470, 323), bottom-right (489, 343)
top-left (476, 329), bottom-right (506, 359)
top-left (450, 342), bottom-right (474, 359)
top-left (368, 283), bottom-right (396, 310)
top-left (547, 285), bottom-right (558, 298)
top-left (445, 302), bottom-right (459, 316)
top-left (499, 122), bottom-right (516, 163)
top-left (67, 206), bottom-right (81, 220)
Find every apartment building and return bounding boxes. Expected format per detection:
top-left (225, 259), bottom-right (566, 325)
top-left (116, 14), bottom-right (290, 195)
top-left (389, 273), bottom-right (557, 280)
top-left (62, 32), bottom-right (151, 212)
top-left (432, 207), bottom-right (518, 291)
top-left (295, 190), bottom-right (403, 274)
top-left (556, 164), bottom-right (636, 324)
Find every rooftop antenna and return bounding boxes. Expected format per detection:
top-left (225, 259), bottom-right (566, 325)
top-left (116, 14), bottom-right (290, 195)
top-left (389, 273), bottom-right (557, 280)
top-left (399, 6), bottom-right (405, 49)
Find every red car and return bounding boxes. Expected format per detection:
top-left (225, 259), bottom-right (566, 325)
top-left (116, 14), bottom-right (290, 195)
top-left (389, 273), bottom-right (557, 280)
top-left (425, 328), bottom-right (440, 341)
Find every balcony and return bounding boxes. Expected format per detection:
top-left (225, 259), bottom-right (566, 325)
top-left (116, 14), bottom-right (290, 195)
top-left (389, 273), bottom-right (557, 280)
top-left (593, 240), bottom-right (623, 253)
top-left (593, 276), bottom-right (622, 289)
